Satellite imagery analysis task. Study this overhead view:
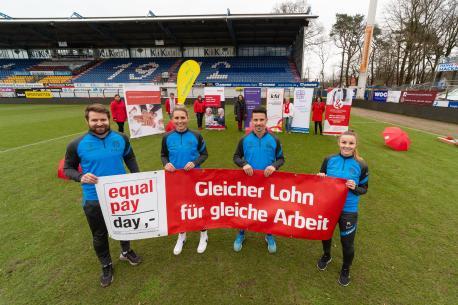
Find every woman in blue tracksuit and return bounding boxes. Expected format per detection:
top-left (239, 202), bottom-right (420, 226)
top-left (316, 130), bottom-right (369, 287)
top-left (161, 107), bottom-right (209, 255)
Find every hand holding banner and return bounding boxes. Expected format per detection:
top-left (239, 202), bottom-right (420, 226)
top-left (177, 60), bottom-right (200, 104)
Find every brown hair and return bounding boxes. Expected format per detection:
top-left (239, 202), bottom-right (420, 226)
top-left (172, 105), bottom-right (188, 117)
top-left (338, 130), bottom-right (363, 161)
top-left (85, 103), bottom-right (110, 121)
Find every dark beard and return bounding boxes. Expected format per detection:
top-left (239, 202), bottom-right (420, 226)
top-left (90, 125), bottom-right (110, 136)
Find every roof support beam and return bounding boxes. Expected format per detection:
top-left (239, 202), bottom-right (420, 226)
top-left (226, 9), bottom-right (238, 49)
top-left (148, 10), bottom-right (182, 47)
top-left (70, 12), bottom-right (126, 47)
top-left (0, 12), bottom-right (12, 19)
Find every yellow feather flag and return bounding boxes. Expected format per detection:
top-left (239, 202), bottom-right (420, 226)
top-left (177, 60), bottom-right (200, 104)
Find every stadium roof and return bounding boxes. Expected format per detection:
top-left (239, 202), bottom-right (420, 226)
top-left (0, 13), bottom-right (318, 49)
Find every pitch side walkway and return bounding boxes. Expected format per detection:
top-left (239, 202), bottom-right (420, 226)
top-left (351, 107), bottom-right (458, 137)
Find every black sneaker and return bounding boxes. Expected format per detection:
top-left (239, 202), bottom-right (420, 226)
top-left (119, 249), bottom-right (142, 266)
top-left (338, 268), bottom-right (351, 286)
top-left (316, 254), bottom-right (332, 271)
top-left (100, 264), bottom-right (113, 288)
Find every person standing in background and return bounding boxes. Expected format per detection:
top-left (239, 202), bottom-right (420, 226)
top-left (193, 95), bottom-right (205, 130)
top-left (312, 96), bottom-right (325, 135)
top-left (165, 92), bottom-right (176, 118)
top-left (234, 94), bottom-right (247, 131)
top-left (110, 94), bottom-right (127, 133)
top-left (282, 97), bottom-right (294, 134)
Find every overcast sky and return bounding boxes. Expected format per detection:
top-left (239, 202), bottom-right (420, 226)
top-left (1, 0), bottom-right (392, 79)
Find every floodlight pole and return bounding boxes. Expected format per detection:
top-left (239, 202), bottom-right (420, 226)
top-left (356, 0), bottom-right (378, 99)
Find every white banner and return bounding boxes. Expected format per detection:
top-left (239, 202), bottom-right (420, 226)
top-left (433, 100), bottom-right (449, 107)
top-left (387, 90), bottom-right (401, 103)
top-left (123, 85), bottom-right (165, 139)
top-left (204, 87), bottom-right (225, 101)
top-left (266, 88), bottom-right (284, 132)
top-left (291, 88), bottom-right (313, 133)
top-left (95, 172), bottom-right (168, 240)
top-left (203, 87), bottom-right (225, 130)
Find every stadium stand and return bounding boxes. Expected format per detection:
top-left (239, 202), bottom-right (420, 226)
top-left (0, 59), bottom-right (43, 83)
top-left (38, 76), bottom-right (73, 84)
top-left (196, 56), bottom-right (299, 83)
top-left (71, 56), bottom-right (299, 84)
top-left (73, 58), bottom-right (179, 83)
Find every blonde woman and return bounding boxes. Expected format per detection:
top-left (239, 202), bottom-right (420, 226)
top-left (316, 130), bottom-right (369, 286)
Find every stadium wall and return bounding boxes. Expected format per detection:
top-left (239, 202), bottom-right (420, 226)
top-left (2, 98), bottom-right (457, 124)
top-left (352, 100), bottom-right (458, 124)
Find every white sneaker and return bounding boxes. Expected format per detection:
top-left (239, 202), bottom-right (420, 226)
top-left (197, 231), bottom-right (208, 254)
top-left (173, 233), bottom-right (186, 255)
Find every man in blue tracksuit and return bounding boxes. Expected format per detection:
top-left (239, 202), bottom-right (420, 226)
top-left (233, 106), bottom-right (285, 254)
top-left (316, 130), bottom-right (369, 286)
top-left (64, 104), bottom-right (142, 288)
top-left (161, 106), bottom-right (209, 255)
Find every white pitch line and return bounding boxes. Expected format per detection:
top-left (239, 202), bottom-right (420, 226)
top-left (0, 131), bottom-right (84, 154)
top-left (351, 118), bottom-right (444, 137)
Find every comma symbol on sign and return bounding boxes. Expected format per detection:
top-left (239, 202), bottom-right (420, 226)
top-left (145, 218), bottom-right (155, 228)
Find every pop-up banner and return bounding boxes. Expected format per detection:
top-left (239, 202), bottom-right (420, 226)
top-left (387, 90), bottom-right (401, 103)
top-left (243, 88), bottom-right (262, 129)
top-left (123, 85), bottom-right (165, 138)
top-left (291, 88), bottom-right (313, 133)
top-left (96, 169), bottom-right (348, 241)
top-left (323, 88), bottom-right (352, 135)
top-left (266, 88), bottom-right (284, 132)
top-left (204, 87), bottom-right (225, 130)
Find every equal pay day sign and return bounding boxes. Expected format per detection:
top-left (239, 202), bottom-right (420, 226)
top-left (96, 169), bottom-right (348, 241)
top-left (96, 171), bottom-right (168, 240)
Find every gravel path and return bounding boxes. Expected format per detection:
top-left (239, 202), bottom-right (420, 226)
top-left (351, 107), bottom-right (458, 137)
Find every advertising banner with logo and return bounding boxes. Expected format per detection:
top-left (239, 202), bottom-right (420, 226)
top-left (204, 87), bottom-right (225, 130)
top-left (95, 169), bottom-right (348, 241)
top-left (266, 88), bottom-right (284, 132)
top-left (123, 85), bottom-right (164, 139)
top-left (323, 88), bottom-right (353, 135)
top-left (243, 88), bottom-right (262, 129)
top-left (372, 90), bottom-right (388, 102)
top-left (25, 91), bottom-right (53, 98)
top-left (291, 88), bottom-right (313, 133)
top-left (400, 91), bottom-right (437, 106)
top-left (0, 88), bottom-right (16, 98)
top-left (433, 100), bottom-right (449, 107)
top-left (387, 91), bottom-right (401, 103)
top-left (449, 102), bottom-right (458, 108)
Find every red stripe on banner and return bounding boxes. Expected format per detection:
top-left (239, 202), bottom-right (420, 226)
top-left (204, 95), bottom-right (221, 107)
top-left (324, 105), bottom-right (351, 126)
top-left (165, 169), bottom-right (348, 240)
top-left (126, 90), bottom-right (161, 105)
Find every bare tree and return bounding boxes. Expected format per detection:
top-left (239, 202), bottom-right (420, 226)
top-left (382, 0), bottom-right (457, 86)
top-left (312, 36), bottom-right (331, 85)
top-left (330, 14), bottom-right (365, 86)
top-left (273, 0), bottom-right (324, 48)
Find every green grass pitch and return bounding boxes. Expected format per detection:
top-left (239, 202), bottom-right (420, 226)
top-left (0, 104), bottom-right (457, 305)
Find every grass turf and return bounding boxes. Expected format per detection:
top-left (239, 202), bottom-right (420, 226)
top-left (0, 104), bottom-right (457, 305)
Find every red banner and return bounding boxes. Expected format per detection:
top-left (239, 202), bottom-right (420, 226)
top-left (400, 90), bottom-right (437, 105)
top-left (323, 88), bottom-right (352, 135)
top-left (165, 169), bottom-right (348, 240)
top-left (204, 95), bottom-right (221, 107)
top-left (324, 105), bottom-right (351, 126)
top-left (125, 90), bottom-right (161, 105)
